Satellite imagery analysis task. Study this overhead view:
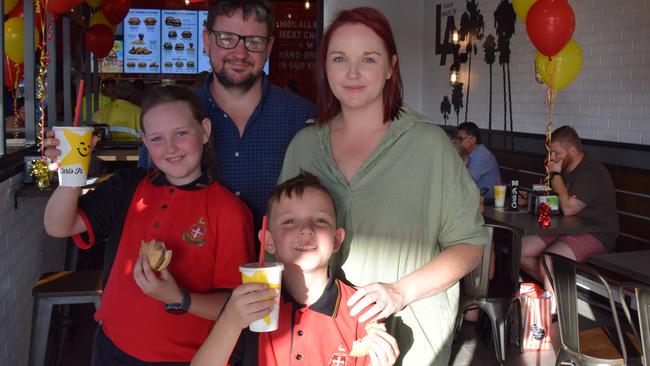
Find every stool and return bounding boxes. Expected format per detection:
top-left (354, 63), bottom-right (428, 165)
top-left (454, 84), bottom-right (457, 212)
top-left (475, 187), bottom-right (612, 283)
top-left (28, 271), bottom-right (103, 366)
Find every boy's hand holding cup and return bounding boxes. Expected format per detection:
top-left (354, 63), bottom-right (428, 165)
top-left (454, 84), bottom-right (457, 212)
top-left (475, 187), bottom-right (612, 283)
top-left (224, 282), bottom-right (280, 330)
top-left (238, 262), bottom-right (284, 332)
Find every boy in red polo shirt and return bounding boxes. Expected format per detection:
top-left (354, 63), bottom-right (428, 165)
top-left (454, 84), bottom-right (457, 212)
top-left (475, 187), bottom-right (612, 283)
top-left (192, 171), bottom-right (399, 366)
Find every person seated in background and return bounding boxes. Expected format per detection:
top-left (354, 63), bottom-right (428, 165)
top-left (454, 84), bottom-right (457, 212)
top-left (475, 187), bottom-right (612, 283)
top-left (4, 97), bottom-right (25, 138)
top-left (192, 171), bottom-right (399, 366)
top-left (94, 80), bottom-right (141, 141)
top-left (520, 126), bottom-right (618, 296)
top-left (455, 122), bottom-right (501, 199)
top-left (82, 78), bottom-right (115, 120)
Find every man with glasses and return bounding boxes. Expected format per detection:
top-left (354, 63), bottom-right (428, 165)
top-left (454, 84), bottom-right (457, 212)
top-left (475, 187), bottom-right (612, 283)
top-left (455, 122), bottom-right (501, 199)
top-left (138, 0), bottom-right (314, 236)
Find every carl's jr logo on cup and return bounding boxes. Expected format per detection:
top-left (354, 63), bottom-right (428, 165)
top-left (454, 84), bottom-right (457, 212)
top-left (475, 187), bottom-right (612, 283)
top-left (54, 126), bottom-right (94, 187)
top-left (241, 271), bottom-right (280, 326)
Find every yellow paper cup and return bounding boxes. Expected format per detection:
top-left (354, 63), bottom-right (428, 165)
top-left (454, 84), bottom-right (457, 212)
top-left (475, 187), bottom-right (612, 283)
top-left (239, 262), bottom-right (284, 332)
top-left (494, 184), bottom-right (507, 207)
top-left (53, 127), bottom-right (93, 187)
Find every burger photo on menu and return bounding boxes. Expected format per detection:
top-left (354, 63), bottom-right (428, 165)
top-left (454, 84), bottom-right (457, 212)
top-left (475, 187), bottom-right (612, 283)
top-left (175, 61), bottom-right (184, 68)
top-left (127, 17), bottom-right (140, 25)
top-left (163, 42), bottom-right (173, 50)
top-left (144, 17), bottom-right (157, 26)
top-left (129, 46), bottom-right (152, 55)
top-left (138, 62), bottom-right (147, 68)
top-left (149, 61), bottom-right (159, 68)
top-left (165, 16), bottom-right (174, 25)
top-left (168, 30), bottom-right (177, 38)
top-left (175, 43), bottom-right (184, 51)
top-left (172, 18), bottom-right (182, 27)
top-left (164, 61), bottom-right (173, 68)
top-left (186, 61), bottom-right (195, 68)
top-left (181, 31), bottom-right (192, 39)
top-left (127, 61), bottom-right (136, 68)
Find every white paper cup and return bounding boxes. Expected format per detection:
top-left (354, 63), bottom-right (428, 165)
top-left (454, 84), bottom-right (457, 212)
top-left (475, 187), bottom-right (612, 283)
top-left (53, 126), bottom-right (93, 187)
top-left (494, 185), bottom-right (507, 207)
top-left (239, 262), bottom-right (284, 332)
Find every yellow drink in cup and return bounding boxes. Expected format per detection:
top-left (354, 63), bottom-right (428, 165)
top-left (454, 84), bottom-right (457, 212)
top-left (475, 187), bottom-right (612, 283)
top-left (53, 126), bottom-right (94, 187)
top-left (494, 184), bottom-right (507, 208)
top-left (239, 262), bottom-right (284, 332)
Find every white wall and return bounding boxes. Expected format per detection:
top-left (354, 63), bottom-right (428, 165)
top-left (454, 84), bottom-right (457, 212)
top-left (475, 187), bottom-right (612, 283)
top-left (0, 173), bottom-right (66, 365)
top-left (326, 0), bottom-right (650, 145)
top-left (324, 0), bottom-right (425, 112)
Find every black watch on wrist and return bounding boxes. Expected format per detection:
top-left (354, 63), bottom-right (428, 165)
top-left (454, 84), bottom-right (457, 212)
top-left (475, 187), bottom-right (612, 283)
top-left (165, 289), bottom-right (191, 315)
top-left (550, 171), bottom-right (561, 180)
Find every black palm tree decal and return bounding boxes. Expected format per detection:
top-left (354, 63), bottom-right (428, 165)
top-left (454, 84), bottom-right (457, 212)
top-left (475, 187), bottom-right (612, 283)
top-left (441, 96), bottom-right (452, 125)
top-left (494, 0), bottom-right (516, 132)
top-left (483, 34), bottom-right (496, 131)
top-left (459, 0), bottom-right (485, 123)
top-left (451, 83), bottom-right (464, 125)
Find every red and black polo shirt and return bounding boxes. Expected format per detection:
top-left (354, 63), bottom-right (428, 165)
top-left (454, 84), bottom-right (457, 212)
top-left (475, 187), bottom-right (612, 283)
top-left (230, 276), bottom-right (373, 366)
top-left (73, 169), bottom-right (255, 362)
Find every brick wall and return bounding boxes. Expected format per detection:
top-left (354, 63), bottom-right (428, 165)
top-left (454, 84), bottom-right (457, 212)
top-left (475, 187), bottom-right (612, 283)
top-left (422, 0), bottom-right (650, 144)
top-left (0, 173), bottom-right (66, 366)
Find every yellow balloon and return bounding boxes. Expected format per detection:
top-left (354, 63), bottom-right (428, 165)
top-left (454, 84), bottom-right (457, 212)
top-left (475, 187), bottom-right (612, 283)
top-left (4, 0), bottom-right (19, 15)
top-left (512, 0), bottom-right (537, 23)
top-left (90, 10), bottom-right (116, 32)
top-left (4, 17), bottom-right (41, 64)
top-left (535, 39), bottom-right (582, 90)
top-left (86, 0), bottom-right (104, 8)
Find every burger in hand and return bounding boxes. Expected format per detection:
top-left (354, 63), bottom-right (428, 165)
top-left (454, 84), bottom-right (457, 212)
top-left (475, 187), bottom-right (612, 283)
top-left (140, 240), bottom-right (172, 271)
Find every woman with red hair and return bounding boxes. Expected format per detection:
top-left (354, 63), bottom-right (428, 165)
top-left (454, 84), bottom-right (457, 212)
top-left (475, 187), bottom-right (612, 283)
top-left (279, 7), bottom-right (487, 365)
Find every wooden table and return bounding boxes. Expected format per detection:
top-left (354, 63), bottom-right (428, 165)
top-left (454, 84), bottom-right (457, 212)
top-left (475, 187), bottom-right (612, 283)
top-left (589, 250), bottom-right (650, 286)
top-left (482, 206), bottom-right (610, 237)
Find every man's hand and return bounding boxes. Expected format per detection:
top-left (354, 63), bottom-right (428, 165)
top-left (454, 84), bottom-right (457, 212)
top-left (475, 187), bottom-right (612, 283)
top-left (348, 283), bottom-right (405, 323)
top-left (547, 159), bottom-right (562, 174)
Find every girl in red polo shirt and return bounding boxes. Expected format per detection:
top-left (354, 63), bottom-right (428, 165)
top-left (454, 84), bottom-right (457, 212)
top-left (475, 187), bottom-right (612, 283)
top-left (44, 85), bottom-right (255, 365)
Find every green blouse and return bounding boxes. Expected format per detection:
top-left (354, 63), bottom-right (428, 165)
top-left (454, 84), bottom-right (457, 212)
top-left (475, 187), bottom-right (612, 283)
top-left (279, 107), bottom-right (488, 366)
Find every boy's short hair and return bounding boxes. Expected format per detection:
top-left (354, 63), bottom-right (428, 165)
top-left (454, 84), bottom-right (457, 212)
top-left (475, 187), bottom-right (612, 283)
top-left (267, 171), bottom-right (336, 218)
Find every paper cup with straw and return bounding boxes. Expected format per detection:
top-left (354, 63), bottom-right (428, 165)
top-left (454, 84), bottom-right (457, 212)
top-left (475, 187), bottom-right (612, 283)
top-left (54, 80), bottom-right (93, 187)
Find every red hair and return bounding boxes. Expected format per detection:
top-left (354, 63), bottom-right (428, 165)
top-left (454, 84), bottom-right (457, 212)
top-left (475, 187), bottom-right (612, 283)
top-left (315, 7), bottom-right (404, 125)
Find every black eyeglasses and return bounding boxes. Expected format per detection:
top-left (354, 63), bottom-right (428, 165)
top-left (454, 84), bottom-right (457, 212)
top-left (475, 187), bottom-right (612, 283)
top-left (208, 30), bottom-right (269, 53)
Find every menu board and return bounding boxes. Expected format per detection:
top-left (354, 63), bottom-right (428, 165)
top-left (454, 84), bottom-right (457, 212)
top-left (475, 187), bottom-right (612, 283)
top-left (161, 10), bottom-right (198, 74)
top-left (198, 11), bottom-right (211, 73)
top-left (98, 40), bottom-right (124, 73)
top-left (124, 9), bottom-right (161, 74)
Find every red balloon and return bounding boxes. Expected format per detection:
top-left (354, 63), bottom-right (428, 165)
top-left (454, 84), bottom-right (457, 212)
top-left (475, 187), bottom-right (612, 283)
top-left (103, 0), bottom-right (129, 25)
top-left (46, 0), bottom-right (84, 15)
top-left (8, 1), bottom-right (46, 31)
top-left (85, 24), bottom-right (114, 58)
top-left (526, 0), bottom-right (575, 57)
top-left (4, 56), bottom-right (24, 89)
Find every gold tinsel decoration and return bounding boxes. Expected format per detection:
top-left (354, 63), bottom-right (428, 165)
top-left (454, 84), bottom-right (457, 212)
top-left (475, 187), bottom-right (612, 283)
top-left (29, 159), bottom-right (52, 190)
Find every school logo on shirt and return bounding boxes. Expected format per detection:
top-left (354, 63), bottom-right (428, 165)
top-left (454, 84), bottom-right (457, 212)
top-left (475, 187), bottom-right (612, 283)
top-left (328, 345), bottom-right (348, 366)
top-left (182, 217), bottom-right (206, 246)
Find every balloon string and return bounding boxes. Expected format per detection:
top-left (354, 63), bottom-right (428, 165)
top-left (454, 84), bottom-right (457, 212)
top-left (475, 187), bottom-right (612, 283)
top-left (543, 59), bottom-right (557, 188)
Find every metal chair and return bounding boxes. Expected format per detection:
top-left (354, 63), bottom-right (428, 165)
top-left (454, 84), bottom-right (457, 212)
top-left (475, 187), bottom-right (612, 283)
top-left (28, 270), bottom-right (103, 366)
top-left (454, 223), bottom-right (523, 365)
top-left (542, 253), bottom-right (628, 366)
top-left (618, 283), bottom-right (650, 365)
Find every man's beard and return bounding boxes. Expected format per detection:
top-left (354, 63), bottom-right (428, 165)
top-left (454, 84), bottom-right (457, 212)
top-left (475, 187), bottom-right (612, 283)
top-left (561, 155), bottom-right (572, 171)
top-left (213, 58), bottom-right (262, 93)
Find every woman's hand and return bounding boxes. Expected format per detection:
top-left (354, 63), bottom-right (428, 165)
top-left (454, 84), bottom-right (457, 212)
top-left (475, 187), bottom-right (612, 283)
top-left (133, 254), bottom-right (183, 305)
top-left (367, 328), bottom-right (400, 366)
top-left (221, 283), bottom-right (279, 329)
top-left (347, 283), bottom-right (404, 323)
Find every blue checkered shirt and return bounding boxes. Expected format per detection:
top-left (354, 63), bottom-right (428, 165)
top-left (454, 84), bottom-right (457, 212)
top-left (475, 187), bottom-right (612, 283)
top-left (138, 75), bottom-right (315, 230)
